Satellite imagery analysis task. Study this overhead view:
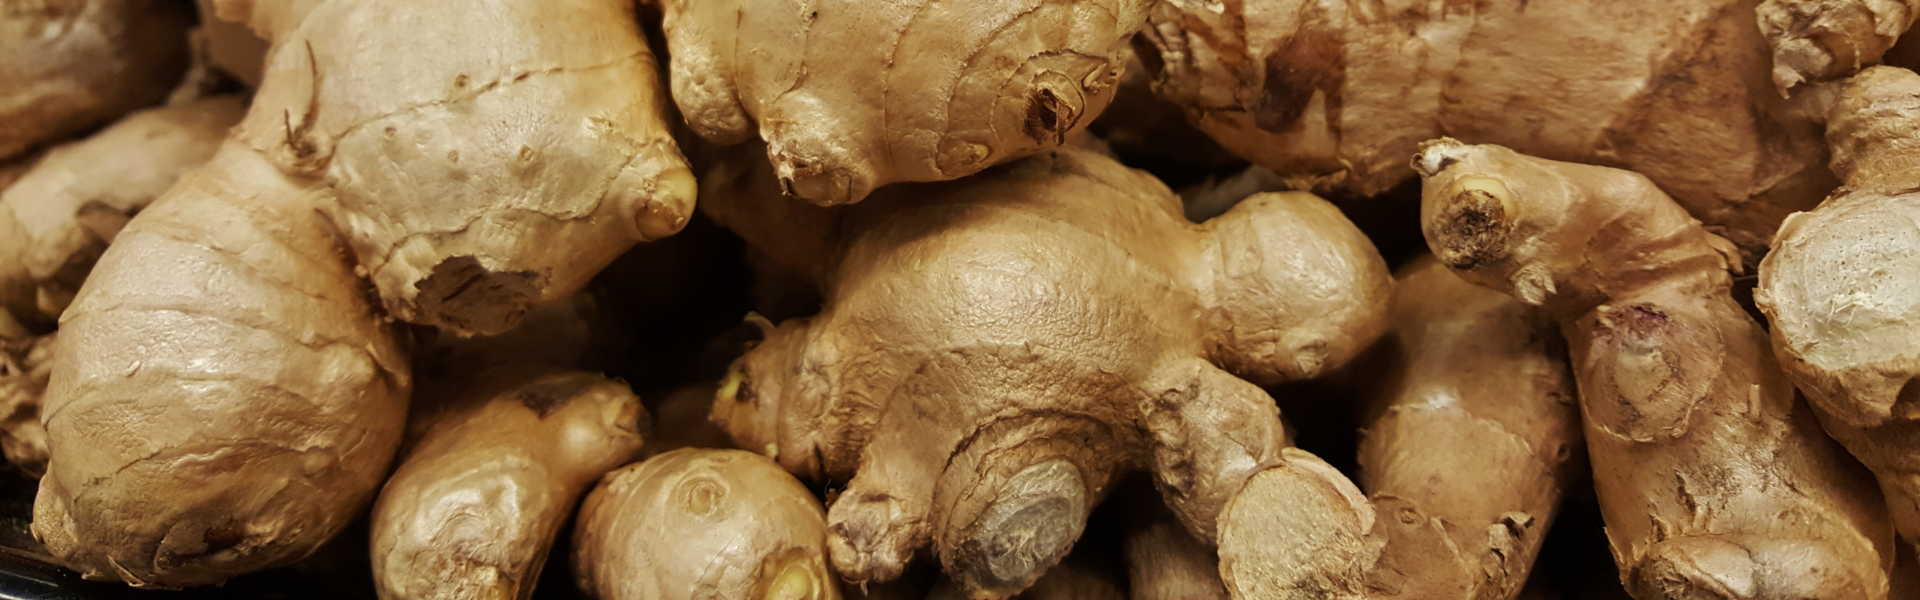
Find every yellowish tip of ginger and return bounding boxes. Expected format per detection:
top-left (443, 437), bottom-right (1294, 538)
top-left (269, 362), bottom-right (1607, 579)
top-left (761, 557), bottom-right (828, 600)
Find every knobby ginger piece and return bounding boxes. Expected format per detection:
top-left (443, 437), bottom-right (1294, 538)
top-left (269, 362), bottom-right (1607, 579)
top-left (654, 0), bottom-right (1150, 205)
top-left (0, 95), bottom-right (246, 334)
top-left (1137, 0), bottom-right (1836, 254)
top-left (1757, 64), bottom-right (1920, 556)
top-left (1758, 0), bottom-right (1920, 93)
top-left (573, 448), bottom-right (840, 600)
top-left (702, 143), bottom-right (1390, 597)
top-left (34, 0), bottom-right (693, 588)
top-left (1227, 256), bottom-right (1582, 600)
top-left (0, 0), bottom-right (195, 160)
top-left (371, 369), bottom-right (644, 600)
top-left (0, 334), bottom-right (53, 476)
top-left (1416, 139), bottom-right (1893, 599)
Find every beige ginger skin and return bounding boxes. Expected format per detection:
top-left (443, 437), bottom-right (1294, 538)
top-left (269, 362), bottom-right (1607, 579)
top-left (1415, 139), bottom-right (1893, 599)
top-left (371, 369), bottom-right (645, 600)
top-left (0, 95), bottom-right (247, 335)
top-left (33, 0), bottom-right (692, 587)
top-left (1757, 65), bottom-right (1920, 555)
top-left (0, 0), bottom-right (195, 161)
top-left (573, 448), bottom-right (841, 600)
top-left (1758, 0), bottom-right (1920, 93)
top-left (1215, 256), bottom-right (1582, 600)
top-left (1136, 0), bottom-right (1836, 254)
top-left (702, 143), bottom-right (1390, 597)
top-left (653, 0), bottom-right (1150, 206)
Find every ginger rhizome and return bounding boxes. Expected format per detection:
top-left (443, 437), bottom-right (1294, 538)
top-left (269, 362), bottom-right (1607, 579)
top-left (653, 0), bottom-right (1149, 205)
top-left (1136, 0), bottom-right (1837, 253)
top-left (371, 299), bottom-right (645, 600)
top-left (1757, 64), bottom-right (1920, 555)
top-left (0, 334), bottom-right (53, 476)
top-left (0, 0), bottom-right (195, 160)
top-left (702, 144), bottom-right (1391, 597)
top-left (1415, 139), bottom-right (1893, 599)
top-left (1758, 0), bottom-right (1920, 93)
top-left (0, 95), bottom-right (246, 335)
top-left (1228, 256), bottom-right (1582, 600)
top-left (33, 0), bottom-right (692, 587)
top-left (572, 448), bottom-right (840, 600)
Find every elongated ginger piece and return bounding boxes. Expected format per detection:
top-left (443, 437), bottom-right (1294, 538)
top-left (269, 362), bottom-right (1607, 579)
top-left (1415, 139), bottom-right (1893, 599)
top-left (1136, 0), bottom-right (1835, 253)
top-left (1759, 0), bottom-right (1920, 93)
top-left (371, 368), bottom-right (644, 600)
top-left (0, 95), bottom-right (246, 334)
top-left (0, 0), bottom-right (195, 160)
top-left (703, 144), bottom-right (1390, 597)
top-left (34, 0), bottom-right (693, 585)
top-left (0, 333), bottom-right (53, 476)
top-left (573, 448), bottom-right (840, 600)
top-left (1757, 64), bottom-right (1920, 555)
top-left (653, 0), bottom-right (1149, 205)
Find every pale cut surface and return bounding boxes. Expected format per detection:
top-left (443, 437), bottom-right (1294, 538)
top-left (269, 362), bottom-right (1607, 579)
top-left (1417, 139), bottom-right (1893, 599)
top-left (1138, 0), bottom-right (1835, 254)
top-left (702, 144), bottom-right (1389, 597)
top-left (655, 0), bottom-right (1150, 205)
top-left (0, 95), bottom-right (246, 333)
top-left (1757, 65), bottom-right (1920, 555)
top-left (572, 448), bottom-right (840, 600)
top-left (32, 143), bottom-right (410, 588)
top-left (0, 0), bottom-right (194, 160)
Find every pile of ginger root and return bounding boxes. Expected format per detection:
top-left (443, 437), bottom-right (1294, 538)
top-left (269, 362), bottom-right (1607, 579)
top-left (9, 0), bottom-right (1920, 599)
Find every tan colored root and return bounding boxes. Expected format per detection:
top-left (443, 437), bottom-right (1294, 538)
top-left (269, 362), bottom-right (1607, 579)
top-left (655, 0), bottom-right (1149, 205)
top-left (572, 448), bottom-right (841, 600)
top-left (1758, 0), bottom-right (1920, 93)
top-left (1417, 139), bottom-right (1893, 599)
top-left (193, 0), bottom-right (270, 88)
top-left (1119, 485), bottom-right (1228, 600)
top-left (703, 143), bottom-right (1389, 598)
top-left (0, 0), bottom-right (196, 160)
top-left (32, 143), bottom-right (410, 588)
top-left (0, 95), bottom-right (246, 332)
top-left (1757, 65), bottom-right (1920, 554)
top-left (1137, 0), bottom-right (1835, 254)
top-left (0, 333), bottom-right (53, 476)
top-left (371, 367), bottom-right (644, 600)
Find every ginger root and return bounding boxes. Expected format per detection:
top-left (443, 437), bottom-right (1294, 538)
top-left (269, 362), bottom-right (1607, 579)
top-left (1757, 64), bottom-right (1920, 556)
top-left (1758, 0), bottom-right (1920, 93)
top-left (653, 0), bottom-right (1149, 205)
top-left (35, 0), bottom-right (692, 587)
top-left (572, 448), bottom-right (840, 600)
top-left (1416, 139), bottom-right (1893, 599)
top-left (702, 143), bottom-right (1390, 597)
top-left (1136, 0), bottom-right (1836, 253)
top-left (0, 95), bottom-right (246, 334)
top-left (0, 333), bottom-right (53, 476)
top-left (0, 0), bottom-right (195, 160)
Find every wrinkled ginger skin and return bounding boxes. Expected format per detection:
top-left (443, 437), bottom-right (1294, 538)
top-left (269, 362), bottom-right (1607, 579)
top-left (0, 0), bottom-right (195, 161)
top-left (1354, 257), bottom-right (1582, 600)
top-left (1415, 139), bottom-right (1892, 599)
top-left (1758, 0), bottom-right (1920, 93)
top-left (572, 448), bottom-right (841, 600)
top-left (1757, 65), bottom-right (1920, 554)
top-left (655, 0), bottom-right (1149, 205)
top-left (0, 96), bottom-right (247, 334)
top-left (704, 144), bottom-right (1390, 597)
top-left (33, 142), bottom-right (411, 588)
top-left (0, 334), bottom-right (54, 476)
top-left (1137, 0), bottom-right (1834, 253)
top-left (229, 0), bottom-right (696, 336)
top-left (371, 370), bottom-right (645, 600)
